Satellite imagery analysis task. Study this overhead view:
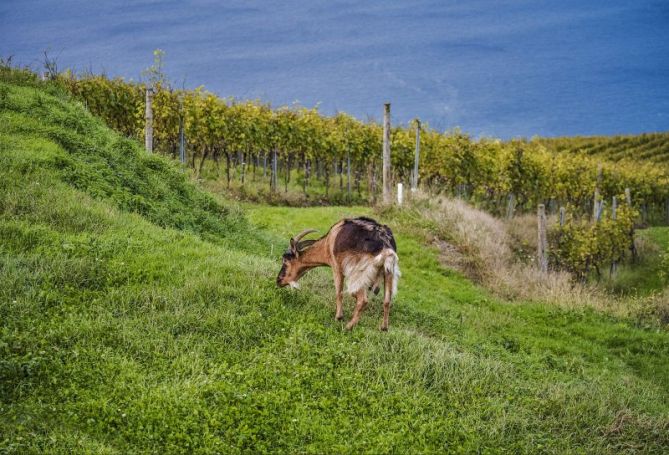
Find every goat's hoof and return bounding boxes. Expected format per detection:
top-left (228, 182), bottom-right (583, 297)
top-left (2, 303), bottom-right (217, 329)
top-left (335, 314), bottom-right (344, 321)
top-left (345, 322), bottom-right (355, 331)
top-left (379, 325), bottom-right (388, 332)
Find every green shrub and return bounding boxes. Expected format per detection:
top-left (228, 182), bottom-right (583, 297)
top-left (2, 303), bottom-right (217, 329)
top-left (551, 202), bottom-right (637, 280)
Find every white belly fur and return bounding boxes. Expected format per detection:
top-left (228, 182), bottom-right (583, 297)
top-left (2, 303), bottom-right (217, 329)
top-left (342, 249), bottom-right (400, 297)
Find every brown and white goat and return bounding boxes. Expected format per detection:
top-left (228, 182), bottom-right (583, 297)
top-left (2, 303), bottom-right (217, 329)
top-left (276, 217), bottom-right (400, 331)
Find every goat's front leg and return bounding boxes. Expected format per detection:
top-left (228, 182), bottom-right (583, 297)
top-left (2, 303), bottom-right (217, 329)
top-left (346, 289), bottom-right (368, 331)
top-left (333, 266), bottom-right (345, 321)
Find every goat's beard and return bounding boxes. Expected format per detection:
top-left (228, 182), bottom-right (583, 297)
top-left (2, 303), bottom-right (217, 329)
top-left (288, 281), bottom-right (300, 290)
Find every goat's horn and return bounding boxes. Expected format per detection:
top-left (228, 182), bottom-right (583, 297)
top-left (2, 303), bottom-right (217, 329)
top-left (292, 229), bottom-right (318, 244)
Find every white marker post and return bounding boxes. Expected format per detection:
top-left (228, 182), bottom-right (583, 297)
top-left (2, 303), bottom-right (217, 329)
top-left (397, 183), bottom-right (404, 205)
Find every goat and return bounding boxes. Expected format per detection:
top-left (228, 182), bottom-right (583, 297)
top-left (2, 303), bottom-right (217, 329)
top-left (276, 217), bottom-right (400, 331)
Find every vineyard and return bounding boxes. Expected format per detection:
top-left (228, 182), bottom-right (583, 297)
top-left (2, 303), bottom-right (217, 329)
top-left (3, 58), bottom-right (665, 220)
top-left (537, 132), bottom-right (669, 165)
top-left (2, 72), bottom-right (668, 453)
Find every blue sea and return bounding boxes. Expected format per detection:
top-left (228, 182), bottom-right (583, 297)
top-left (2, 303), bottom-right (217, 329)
top-left (1, 0), bottom-right (667, 138)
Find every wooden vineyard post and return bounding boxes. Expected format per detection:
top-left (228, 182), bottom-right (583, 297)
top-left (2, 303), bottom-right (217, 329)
top-left (624, 187), bottom-right (637, 262)
top-left (537, 204), bottom-right (548, 273)
top-left (302, 157), bottom-right (308, 196)
top-left (382, 103), bottom-right (391, 204)
top-left (145, 87), bottom-right (154, 153)
top-left (559, 206), bottom-right (566, 227)
top-left (178, 109), bottom-right (186, 165)
top-left (241, 154), bottom-right (246, 186)
top-left (611, 196), bottom-right (618, 276)
top-left (397, 183), bottom-right (404, 205)
top-left (347, 150), bottom-right (351, 201)
top-left (177, 92), bottom-right (185, 164)
top-left (337, 160), bottom-right (342, 191)
top-left (325, 160), bottom-right (330, 196)
top-left (270, 149), bottom-right (278, 193)
top-left (178, 117), bottom-right (185, 164)
top-left (371, 163), bottom-right (377, 204)
top-left (269, 152), bottom-right (273, 192)
top-left (595, 199), bottom-right (604, 222)
top-left (592, 188), bottom-right (600, 221)
top-left (285, 155), bottom-right (290, 193)
top-left (412, 119), bottom-right (421, 192)
top-left (506, 193), bottom-right (516, 219)
top-left (591, 164), bottom-right (603, 220)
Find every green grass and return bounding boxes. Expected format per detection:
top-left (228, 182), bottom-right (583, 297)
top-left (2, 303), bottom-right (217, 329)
top-left (603, 227), bottom-right (669, 296)
top-left (1, 76), bottom-right (669, 453)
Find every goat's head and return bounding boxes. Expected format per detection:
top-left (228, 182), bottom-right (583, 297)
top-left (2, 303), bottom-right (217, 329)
top-left (276, 229), bottom-right (318, 288)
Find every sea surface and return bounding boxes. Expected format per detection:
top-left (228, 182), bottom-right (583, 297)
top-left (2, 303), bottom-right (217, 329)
top-left (1, 0), bottom-right (667, 138)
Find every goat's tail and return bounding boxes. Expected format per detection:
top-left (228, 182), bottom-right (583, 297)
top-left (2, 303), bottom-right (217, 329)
top-left (383, 250), bottom-right (400, 298)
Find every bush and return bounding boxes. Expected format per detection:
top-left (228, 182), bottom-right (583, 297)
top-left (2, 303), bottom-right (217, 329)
top-left (551, 202), bottom-right (637, 280)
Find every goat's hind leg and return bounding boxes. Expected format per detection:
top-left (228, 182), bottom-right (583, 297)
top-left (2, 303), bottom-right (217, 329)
top-left (333, 267), bottom-right (345, 321)
top-left (345, 289), bottom-right (368, 331)
top-left (369, 271), bottom-right (383, 295)
top-left (380, 270), bottom-right (393, 331)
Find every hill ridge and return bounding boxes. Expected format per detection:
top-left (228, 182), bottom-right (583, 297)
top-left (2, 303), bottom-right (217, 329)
top-left (1, 73), bottom-right (668, 454)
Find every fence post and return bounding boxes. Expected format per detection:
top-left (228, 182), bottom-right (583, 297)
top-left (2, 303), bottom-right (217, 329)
top-left (559, 206), bottom-right (566, 227)
top-left (596, 200), bottom-right (604, 222)
top-left (371, 163), bottom-right (377, 204)
top-left (611, 196), bottom-right (618, 276)
top-left (592, 188), bottom-right (600, 221)
top-left (397, 183), bottom-right (404, 205)
top-left (537, 204), bottom-right (548, 273)
top-left (347, 149), bottom-right (351, 201)
top-left (145, 87), bottom-right (154, 153)
top-left (382, 103), bottom-right (392, 204)
top-left (271, 149), bottom-right (277, 192)
top-left (624, 187), bottom-right (637, 262)
top-left (412, 119), bottom-right (421, 192)
top-left (177, 92), bottom-right (185, 164)
top-left (665, 198), bottom-right (669, 225)
top-left (178, 116), bottom-right (185, 164)
top-left (506, 193), bottom-right (516, 219)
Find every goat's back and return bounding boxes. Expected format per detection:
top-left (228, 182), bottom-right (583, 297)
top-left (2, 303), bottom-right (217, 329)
top-left (332, 217), bottom-right (397, 255)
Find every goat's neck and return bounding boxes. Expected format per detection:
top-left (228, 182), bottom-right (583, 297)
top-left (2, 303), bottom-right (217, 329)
top-left (297, 238), bottom-right (331, 268)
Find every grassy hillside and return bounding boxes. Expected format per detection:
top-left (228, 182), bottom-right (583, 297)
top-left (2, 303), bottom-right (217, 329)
top-left (537, 132), bottom-right (669, 165)
top-left (2, 78), bottom-right (669, 453)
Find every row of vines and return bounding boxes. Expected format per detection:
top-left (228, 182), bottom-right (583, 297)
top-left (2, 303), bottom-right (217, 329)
top-left (552, 201), bottom-right (637, 280)
top-left (538, 132), bottom-right (669, 165)
top-left (49, 69), bottom-right (669, 218)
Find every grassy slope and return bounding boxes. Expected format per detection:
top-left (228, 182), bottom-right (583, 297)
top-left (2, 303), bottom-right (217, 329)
top-left (604, 227), bottom-right (669, 296)
top-left (1, 80), bottom-right (668, 454)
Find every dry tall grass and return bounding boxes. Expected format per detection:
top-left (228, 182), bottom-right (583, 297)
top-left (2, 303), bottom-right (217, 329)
top-left (407, 193), bottom-right (643, 317)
